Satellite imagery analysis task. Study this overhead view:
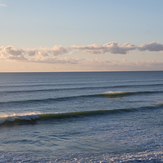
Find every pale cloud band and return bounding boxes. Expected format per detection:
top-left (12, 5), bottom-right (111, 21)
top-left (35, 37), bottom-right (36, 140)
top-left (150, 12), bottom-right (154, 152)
top-left (0, 42), bottom-right (163, 63)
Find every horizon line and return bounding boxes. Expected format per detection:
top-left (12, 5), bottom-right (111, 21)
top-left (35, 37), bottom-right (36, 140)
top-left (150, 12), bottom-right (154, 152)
top-left (0, 70), bottom-right (162, 73)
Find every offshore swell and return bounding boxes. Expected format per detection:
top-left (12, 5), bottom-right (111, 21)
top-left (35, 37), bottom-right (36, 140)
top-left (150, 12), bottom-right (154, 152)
top-left (0, 71), bottom-right (163, 162)
top-left (0, 90), bottom-right (162, 104)
top-left (0, 82), bottom-right (163, 93)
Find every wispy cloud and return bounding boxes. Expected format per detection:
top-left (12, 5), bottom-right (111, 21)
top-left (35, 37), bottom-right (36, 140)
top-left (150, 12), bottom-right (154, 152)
top-left (0, 4), bottom-right (7, 7)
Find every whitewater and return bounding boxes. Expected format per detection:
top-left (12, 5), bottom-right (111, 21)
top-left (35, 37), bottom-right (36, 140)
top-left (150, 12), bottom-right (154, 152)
top-left (0, 71), bottom-right (163, 162)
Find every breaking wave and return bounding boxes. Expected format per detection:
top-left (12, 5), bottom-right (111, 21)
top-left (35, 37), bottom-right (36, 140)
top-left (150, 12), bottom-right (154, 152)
top-left (0, 104), bottom-right (162, 126)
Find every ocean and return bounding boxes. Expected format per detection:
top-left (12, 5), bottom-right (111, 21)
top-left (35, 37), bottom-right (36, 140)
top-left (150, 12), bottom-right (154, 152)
top-left (0, 71), bottom-right (163, 163)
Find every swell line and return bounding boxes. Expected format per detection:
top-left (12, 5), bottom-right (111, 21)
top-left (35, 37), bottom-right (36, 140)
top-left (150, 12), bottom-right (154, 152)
top-left (0, 94), bottom-right (101, 105)
top-left (0, 104), bottom-right (162, 126)
top-left (0, 83), bottom-right (163, 94)
top-left (0, 86), bottom-right (110, 94)
top-left (0, 90), bottom-right (163, 105)
top-left (0, 83), bottom-right (79, 88)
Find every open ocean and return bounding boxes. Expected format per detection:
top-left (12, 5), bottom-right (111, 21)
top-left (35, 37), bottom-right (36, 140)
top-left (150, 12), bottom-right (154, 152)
top-left (0, 71), bottom-right (163, 163)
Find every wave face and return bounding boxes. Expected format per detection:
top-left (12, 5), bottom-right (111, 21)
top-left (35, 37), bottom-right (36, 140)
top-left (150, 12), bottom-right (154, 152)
top-left (0, 71), bottom-right (163, 162)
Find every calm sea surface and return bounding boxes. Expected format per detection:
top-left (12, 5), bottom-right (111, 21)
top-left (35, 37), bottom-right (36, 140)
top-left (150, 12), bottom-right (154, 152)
top-left (0, 71), bottom-right (163, 162)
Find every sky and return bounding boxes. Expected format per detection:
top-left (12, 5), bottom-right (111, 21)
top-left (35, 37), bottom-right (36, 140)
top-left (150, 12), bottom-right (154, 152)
top-left (0, 0), bottom-right (163, 72)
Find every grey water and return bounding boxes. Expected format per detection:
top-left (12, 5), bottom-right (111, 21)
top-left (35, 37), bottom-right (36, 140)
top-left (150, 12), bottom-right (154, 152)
top-left (0, 71), bottom-right (163, 162)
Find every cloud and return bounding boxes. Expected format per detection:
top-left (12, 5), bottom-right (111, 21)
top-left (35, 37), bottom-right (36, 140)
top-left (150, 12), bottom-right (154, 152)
top-left (0, 45), bottom-right (76, 64)
top-left (27, 49), bottom-right (48, 57)
top-left (48, 45), bottom-right (69, 55)
top-left (0, 46), bottom-right (26, 61)
top-left (72, 42), bottom-right (136, 54)
top-left (0, 45), bottom-right (69, 58)
top-left (139, 42), bottom-right (163, 52)
top-left (26, 45), bottom-right (69, 57)
top-left (1, 42), bottom-right (163, 64)
top-left (0, 4), bottom-right (7, 7)
top-left (0, 46), bottom-right (24, 56)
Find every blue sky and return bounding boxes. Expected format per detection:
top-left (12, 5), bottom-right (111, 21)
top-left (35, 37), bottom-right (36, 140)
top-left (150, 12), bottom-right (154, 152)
top-left (0, 0), bottom-right (163, 72)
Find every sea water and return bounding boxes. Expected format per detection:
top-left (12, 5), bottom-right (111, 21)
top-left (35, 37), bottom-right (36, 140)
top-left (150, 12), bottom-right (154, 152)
top-left (0, 71), bottom-right (163, 162)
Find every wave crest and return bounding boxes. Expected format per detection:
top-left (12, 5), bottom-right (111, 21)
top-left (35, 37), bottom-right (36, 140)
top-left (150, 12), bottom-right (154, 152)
top-left (0, 112), bottom-right (40, 125)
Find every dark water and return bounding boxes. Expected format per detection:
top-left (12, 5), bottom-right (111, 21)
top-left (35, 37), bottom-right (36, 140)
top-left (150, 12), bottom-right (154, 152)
top-left (0, 71), bottom-right (163, 162)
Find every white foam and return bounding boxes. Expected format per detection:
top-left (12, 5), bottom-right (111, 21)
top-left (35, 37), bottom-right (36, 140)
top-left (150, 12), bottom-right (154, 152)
top-left (17, 112), bottom-right (40, 120)
top-left (0, 112), bottom-right (41, 122)
top-left (103, 91), bottom-right (123, 94)
top-left (17, 114), bottom-right (39, 120)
